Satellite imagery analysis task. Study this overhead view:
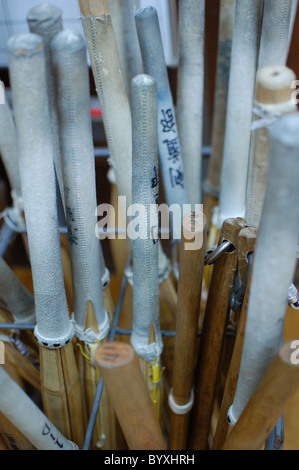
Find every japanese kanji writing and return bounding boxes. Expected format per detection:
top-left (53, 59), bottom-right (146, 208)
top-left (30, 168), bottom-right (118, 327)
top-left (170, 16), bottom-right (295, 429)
top-left (163, 137), bottom-right (180, 164)
top-left (159, 107), bottom-right (185, 193)
top-left (169, 167), bottom-right (184, 189)
top-left (151, 166), bottom-right (159, 189)
top-left (66, 206), bottom-right (75, 222)
top-left (160, 108), bottom-right (176, 133)
top-left (68, 225), bottom-right (78, 246)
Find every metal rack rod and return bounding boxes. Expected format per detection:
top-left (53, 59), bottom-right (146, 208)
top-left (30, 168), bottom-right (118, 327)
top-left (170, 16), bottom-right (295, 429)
top-left (93, 145), bottom-right (212, 158)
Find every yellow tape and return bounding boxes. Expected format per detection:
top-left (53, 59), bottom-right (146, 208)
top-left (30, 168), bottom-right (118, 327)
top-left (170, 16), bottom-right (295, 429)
top-left (152, 361), bottom-right (161, 385)
top-left (151, 359), bottom-right (162, 420)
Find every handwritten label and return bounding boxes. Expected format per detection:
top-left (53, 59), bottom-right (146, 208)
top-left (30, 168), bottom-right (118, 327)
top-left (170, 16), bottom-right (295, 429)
top-left (169, 167), bottom-right (184, 189)
top-left (151, 166), bottom-right (159, 189)
top-left (150, 166), bottom-right (159, 245)
top-left (42, 423), bottom-right (64, 449)
top-left (163, 137), bottom-right (180, 164)
top-left (160, 108), bottom-right (176, 133)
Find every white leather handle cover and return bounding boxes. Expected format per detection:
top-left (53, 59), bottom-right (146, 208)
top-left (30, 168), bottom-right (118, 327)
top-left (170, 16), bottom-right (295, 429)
top-left (229, 112), bottom-right (299, 425)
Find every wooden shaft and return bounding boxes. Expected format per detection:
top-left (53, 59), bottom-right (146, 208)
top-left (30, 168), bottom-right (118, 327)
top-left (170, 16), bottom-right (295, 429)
top-left (214, 225), bottom-right (256, 404)
top-left (108, 183), bottom-right (130, 279)
top-left (41, 345), bottom-right (70, 440)
top-left (2, 340), bottom-right (40, 392)
top-left (81, 302), bottom-right (100, 450)
top-left (222, 341), bottom-right (299, 450)
top-left (60, 342), bottom-right (85, 449)
top-left (203, 194), bottom-right (218, 230)
top-left (95, 341), bottom-right (166, 450)
top-left (108, 185), bottom-right (131, 346)
top-left (106, 0), bottom-right (130, 96)
top-left (246, 65), bottom-right (296, 228)
top-left (168, 211), bottom-right (206, 450)
top-left (189, 217), bottom-right (247, 450)
top-left (212, 227), bottom-right (256, 449)
top-left (169, 412), bottom-right (190, 451)
top-left (159, 273), bottom-right (178, 387)
top-left (40, 342), bottom-right (85, 448)
top-left (78, 0), bottom-right (109, 15)
top-left (202, 222), bottom-right (219, 297)
top-left (174, 211), bottom-right (207, 399)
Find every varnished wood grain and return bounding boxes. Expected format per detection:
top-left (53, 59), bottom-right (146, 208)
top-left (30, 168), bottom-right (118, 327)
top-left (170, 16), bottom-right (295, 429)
top-left (221, 341), bottom-right (299, 450)
top-left (96, 341), bottom-right (166, 450)
top-left (168, 211), bottom-right (206, 450)
top-left (212, 227), bottom-right (256, 449)
top-left (78, 0), bottom-right (109, 16)
top-left (189, 217), bottom-right (247, 449)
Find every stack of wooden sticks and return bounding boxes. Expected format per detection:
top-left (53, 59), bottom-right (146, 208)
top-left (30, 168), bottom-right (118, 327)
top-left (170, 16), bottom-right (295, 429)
top-left (1, 0), bottom-right (299, 451)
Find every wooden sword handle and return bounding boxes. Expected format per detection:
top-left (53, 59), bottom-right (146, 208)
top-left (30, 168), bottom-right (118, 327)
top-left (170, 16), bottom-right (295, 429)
top-left (95, 341), bottom-right (166, 450)
top-left (212, 226), bottom-right (256, 449)
top-left (189, 217), bottom-right (247, 450)
top-left (222, 341), bottom-right (299, 450)
top-left (168, 210), bottom-right (206, 450)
